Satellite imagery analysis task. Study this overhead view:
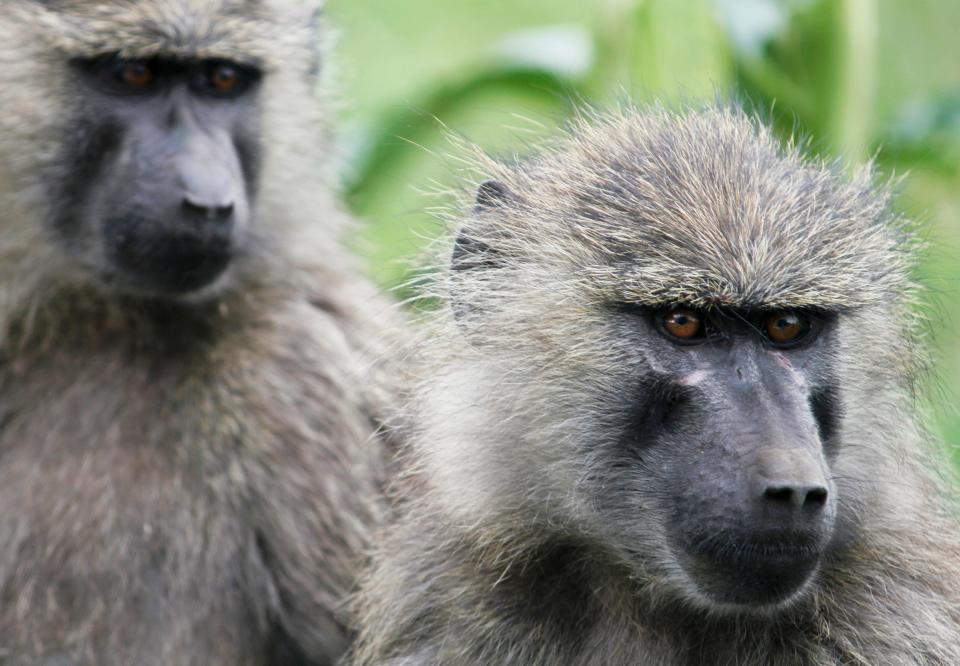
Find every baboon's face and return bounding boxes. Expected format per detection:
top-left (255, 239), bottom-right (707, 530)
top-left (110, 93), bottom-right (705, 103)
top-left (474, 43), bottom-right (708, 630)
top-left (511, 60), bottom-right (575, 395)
top-left (56, 53), bottom-right (263, 296)
top-left (0, 0), bottom-right (323, 299)
top-left (596, 303), bottom-right (840, 610)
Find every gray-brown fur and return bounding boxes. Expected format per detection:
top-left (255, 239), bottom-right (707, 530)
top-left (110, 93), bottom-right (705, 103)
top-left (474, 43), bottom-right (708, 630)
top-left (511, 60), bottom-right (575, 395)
top-left (352, 106), bottom-right (960, 665)
top-left (0, 1), bottom-right (403, 663)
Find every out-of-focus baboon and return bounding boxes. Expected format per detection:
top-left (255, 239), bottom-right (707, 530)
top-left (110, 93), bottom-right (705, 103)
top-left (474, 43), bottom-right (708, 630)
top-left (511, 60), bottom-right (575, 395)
top-left (352, 106), bottom-right (960, 665)
top-left (0, 1), bottom-right (402, 663)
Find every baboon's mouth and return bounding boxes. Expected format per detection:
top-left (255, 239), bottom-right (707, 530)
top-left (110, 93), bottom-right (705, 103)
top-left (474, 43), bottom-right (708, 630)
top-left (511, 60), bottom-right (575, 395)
top-left (105, 216), bottom-right (235, 294)
top-left (676, 533), bottom-right (825, 608)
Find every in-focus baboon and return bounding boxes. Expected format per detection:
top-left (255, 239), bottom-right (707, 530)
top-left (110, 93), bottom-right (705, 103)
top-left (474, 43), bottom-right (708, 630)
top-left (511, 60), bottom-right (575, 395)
top-left (353, 106), bottom-right (960, 665)
top-left (0, 1), bottom-right (402, 663)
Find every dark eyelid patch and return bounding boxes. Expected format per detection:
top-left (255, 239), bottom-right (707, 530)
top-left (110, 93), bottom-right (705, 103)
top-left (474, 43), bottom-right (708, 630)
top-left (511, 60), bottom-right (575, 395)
top-left (612, 302), bottom-right (832, 348)
top-left (72, 54), bottom-right (262, 97)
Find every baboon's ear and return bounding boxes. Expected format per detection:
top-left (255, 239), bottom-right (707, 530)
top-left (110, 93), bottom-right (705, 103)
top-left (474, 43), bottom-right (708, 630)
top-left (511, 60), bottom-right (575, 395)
top-left (472, 179), bottom-right (511, 214)
top-left (452, 180), bottom-right (512, 274)
top-left (450, 180), bottom-right (512, 324)
top-left (290, 1), bottom-right (325, 77)
top-left (269, 0), bottom-right (325, 76)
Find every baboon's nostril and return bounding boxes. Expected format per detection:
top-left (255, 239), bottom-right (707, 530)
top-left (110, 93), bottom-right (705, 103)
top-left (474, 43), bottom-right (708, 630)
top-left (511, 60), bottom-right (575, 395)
top-left (763, 483), bottom-right (828, 511)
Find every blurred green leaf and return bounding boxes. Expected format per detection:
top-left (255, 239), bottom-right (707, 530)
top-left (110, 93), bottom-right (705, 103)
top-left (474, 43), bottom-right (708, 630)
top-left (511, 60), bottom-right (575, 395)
top-left (589, 0), bottom-right (730, 102)
top-left (345, 66), bottom-right (579, 290)
top-left (723, 0), bottom-right (877, 163)
top-left (880, 93), bottom-right (960, 174)
top-left (346, 67), bottom-right (581, 208)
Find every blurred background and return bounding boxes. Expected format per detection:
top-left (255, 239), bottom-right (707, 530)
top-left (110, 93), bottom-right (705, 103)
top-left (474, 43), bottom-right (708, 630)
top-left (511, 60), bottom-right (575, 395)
top-left (325, 0), bottom-right (960, 457)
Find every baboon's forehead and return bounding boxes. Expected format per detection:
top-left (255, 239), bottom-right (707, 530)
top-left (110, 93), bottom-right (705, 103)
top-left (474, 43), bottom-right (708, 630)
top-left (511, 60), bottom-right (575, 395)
top-left (480, 109), bottom-right (913, 310)
top-left (14, 0), bottom-right (317, 65)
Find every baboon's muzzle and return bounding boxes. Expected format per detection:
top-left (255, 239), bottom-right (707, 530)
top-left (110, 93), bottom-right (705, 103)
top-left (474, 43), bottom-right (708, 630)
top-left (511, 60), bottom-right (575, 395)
top-left (97, 96), bottom-right (252, 295)
top-left (664, 350), bottom-right (837, 608)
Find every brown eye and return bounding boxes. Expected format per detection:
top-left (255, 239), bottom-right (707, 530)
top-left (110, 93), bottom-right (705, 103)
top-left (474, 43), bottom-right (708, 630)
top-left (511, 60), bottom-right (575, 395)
top-left (662, 309), bottom-right (703, 340)
top-left (78, 55), bottom-right (161, 95)
top-left (196, 60), bottom-right (260, 98)
top-left (117, 61), bottom-right (155, 88)
top-left (210, 64), bottom-right (238, 92)
top-left (765, 311), bottom-right (811, 346)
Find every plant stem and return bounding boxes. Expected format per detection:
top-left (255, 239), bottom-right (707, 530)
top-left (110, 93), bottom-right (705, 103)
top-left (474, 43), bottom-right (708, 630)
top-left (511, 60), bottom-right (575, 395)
top-left (830, 0), bottom-right (877, 163)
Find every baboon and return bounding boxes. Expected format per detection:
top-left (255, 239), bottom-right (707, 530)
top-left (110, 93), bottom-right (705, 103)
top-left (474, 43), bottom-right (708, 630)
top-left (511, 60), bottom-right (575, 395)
top-left (0, 1), bottom-right (402, 664)
top-left (352, 106), bottom-right (960, 665)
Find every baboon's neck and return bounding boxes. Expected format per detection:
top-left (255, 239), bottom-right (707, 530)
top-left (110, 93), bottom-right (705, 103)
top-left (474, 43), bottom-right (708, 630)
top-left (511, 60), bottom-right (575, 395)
top-left (0, 279), bottom-right (278, 359)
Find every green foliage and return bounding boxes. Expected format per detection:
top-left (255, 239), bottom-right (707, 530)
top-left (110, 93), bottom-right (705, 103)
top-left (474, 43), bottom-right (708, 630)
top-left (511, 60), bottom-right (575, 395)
top-left (327, 0), bottom-right (960, 450)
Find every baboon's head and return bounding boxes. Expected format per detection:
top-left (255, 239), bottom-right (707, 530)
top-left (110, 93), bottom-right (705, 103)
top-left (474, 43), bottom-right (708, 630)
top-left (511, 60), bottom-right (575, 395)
top-left (0, 0), bottom-right (325, 299)
top-left (431, 107), bottom-right (915, 613)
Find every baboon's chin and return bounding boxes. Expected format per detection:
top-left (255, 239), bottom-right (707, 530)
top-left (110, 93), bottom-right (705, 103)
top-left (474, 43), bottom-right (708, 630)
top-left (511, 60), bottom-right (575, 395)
top-left (107, 259), bottom-right (235, 301)
top-left (96, 250), bottom-right (237, 303)
top-left (675, 540), bottom-right (824, 612)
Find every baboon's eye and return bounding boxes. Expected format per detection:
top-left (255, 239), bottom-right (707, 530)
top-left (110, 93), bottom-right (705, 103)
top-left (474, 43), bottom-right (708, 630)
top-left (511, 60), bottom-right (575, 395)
top-left (210, 64), bottom-right (239, 92)
top-left (195, 60), bottom-right (261, 98)
top-left (116, 60), bottom-right (155, 88)
top-left (660, 308), bottom-right (704, 341)
top-left (80, 56), bottom-right (159, 94)
top-left (764, 311), bottom-right (812, 347)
